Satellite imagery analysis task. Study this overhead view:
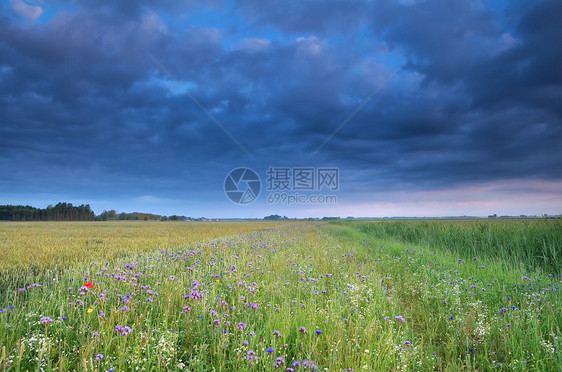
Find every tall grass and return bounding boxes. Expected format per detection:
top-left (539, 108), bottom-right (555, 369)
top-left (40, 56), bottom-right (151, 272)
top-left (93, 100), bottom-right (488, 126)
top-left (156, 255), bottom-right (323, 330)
top-left (334, 219), bottom-right (562, 269)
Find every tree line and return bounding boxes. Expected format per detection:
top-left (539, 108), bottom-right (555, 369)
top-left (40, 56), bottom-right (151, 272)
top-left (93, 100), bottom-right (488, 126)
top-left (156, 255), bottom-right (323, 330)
top-left (0, 203), bottom-right (95, 221)
top-left (96, 210), bottom-right (163, 221)
top-left (0, 203), bottom-right (186, 222)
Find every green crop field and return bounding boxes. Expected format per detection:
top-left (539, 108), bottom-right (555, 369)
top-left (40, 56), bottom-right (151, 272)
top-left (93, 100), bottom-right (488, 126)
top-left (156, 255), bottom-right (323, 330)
top-left (0, 219), bottom-right (560, 371)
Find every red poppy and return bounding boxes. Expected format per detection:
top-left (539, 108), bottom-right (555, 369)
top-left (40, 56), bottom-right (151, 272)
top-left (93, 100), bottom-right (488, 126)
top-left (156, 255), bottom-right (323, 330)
top-left (85, 280), bottom-right (94, 289)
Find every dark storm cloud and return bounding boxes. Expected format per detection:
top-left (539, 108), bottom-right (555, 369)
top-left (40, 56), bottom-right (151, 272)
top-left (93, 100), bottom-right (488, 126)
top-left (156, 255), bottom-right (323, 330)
top-left (235, 0), bottom-right (369, 35)
top-left (261, 0), bottom-right (562, 188)
top-left (0, 6), bottom-right (231, 160)
top-left (467, 1), bottom-right (562, 117)
top-left (0, 0), bottom-right (560, 208)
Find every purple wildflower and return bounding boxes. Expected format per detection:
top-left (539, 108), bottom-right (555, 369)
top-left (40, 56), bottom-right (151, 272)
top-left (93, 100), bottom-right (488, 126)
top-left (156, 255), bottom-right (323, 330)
top-left (115, 325), bottom-right (132, 335)
top-left (274, 356), bottom-right (285, 368)
top-left (247, 350), bottom-right (256, 360)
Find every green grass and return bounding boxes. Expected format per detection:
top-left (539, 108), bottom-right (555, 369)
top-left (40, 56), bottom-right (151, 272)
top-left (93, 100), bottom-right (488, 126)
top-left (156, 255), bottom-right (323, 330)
top-left (326, 220), bottom-right (561, 371)
top-left (332, 219), bottom-right (562, 268)
top-left (0, 220), bottom-right (559, 371)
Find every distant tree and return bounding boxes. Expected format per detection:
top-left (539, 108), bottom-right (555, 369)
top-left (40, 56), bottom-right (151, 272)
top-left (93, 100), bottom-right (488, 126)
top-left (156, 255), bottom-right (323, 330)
top-left (97, 211), bottom-right (110, 221)
top-left (264, 214), bottom-right (289, 220)
top-left (0, 203), bottom-right (172, 222)
top-left (0, 203), bottom-right (94, 221)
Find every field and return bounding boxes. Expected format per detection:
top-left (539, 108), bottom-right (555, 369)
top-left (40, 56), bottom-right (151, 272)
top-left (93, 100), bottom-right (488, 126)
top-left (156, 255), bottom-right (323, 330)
top-left (0, 222), bottom-right (285, 290)
top-left (0, 219), bottom-right (560, 371)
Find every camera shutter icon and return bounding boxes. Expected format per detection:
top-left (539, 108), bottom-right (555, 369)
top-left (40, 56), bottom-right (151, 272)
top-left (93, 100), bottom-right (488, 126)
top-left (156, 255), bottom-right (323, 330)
top-left (224, 167), bottom-right (261, 204)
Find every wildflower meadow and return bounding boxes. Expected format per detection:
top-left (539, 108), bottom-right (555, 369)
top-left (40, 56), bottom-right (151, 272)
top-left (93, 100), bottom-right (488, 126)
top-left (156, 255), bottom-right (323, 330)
top-left (0, 219), bottom-right (560, 371)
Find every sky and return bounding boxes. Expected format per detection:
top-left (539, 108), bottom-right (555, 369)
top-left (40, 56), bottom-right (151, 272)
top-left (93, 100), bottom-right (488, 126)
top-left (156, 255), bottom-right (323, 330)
top-left (1, 0), bottom-right (561, 218)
